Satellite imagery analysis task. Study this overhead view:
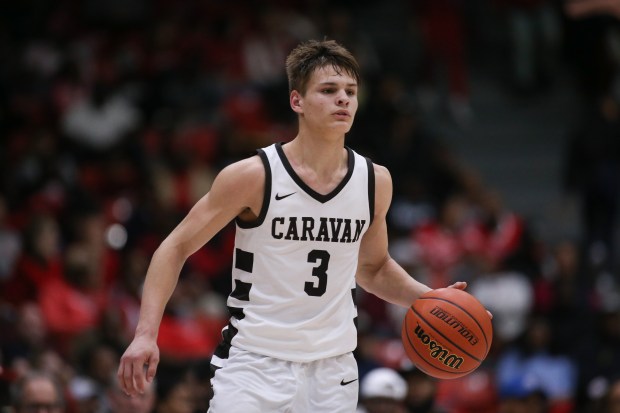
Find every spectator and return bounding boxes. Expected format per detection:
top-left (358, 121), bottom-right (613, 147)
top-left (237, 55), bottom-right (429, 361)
top-left (2, 214), bottom-right (63, 306)
top-left (66, 376), bottom-right (101, 413)
top-left (401, 367), bottom-right (447, 413)
top-left (1, 303), bottom-right (48, 379)
top-left (10, 371), bottom-right (66, 413)
top-left (469, 269), bottom-right (534, 346)
top-left (497, 373), bottom-right (549, 413)
top-left (61, 80), bottom-right (141, 154)
top-left (74, 343), bottom-right (119, 391)
top-left (468, 189), bottom-right (536, 276)
top-left (495, 316), bottom-right (578, 413)
top-left (64, 203), bottom-right (120, 289)
top-left (38, 242), bottom-right (109, 355)
top-left (358, 367), bottom-right (408, 413)
top-left (411, 193), bottom-right (477, 288)
top-left (156, 276), bottom-right (224, 362)
top-left (154, 364), bottom-right (194, 413)
top-left (534, 239), bottom-right (590, 355)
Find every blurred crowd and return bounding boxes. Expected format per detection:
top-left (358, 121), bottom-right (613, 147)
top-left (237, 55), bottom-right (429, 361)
top-left (1, 0), bottom-right (620, 412)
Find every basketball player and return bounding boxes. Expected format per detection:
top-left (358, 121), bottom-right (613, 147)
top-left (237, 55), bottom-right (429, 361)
top-left (118, 39), bottom-right (469, 412)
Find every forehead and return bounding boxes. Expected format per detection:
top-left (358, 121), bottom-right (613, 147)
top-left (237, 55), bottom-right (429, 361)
top-left (24, 379), bottom-right (58, 401)
top-left (307, 65), bottom-right (357, 87)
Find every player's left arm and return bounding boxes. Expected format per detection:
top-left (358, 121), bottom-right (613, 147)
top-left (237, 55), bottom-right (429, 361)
top-left (356, 163), bottom-right (465, 308)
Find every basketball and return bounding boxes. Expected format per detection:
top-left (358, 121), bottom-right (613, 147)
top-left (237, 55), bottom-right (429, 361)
top-left (401, 288), bottom-right (493, 380)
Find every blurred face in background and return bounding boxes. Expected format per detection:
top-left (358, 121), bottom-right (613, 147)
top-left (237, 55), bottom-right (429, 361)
top-left (27, 215), bottom-right (60, 261)
top-left (14, 376), bottom-right (65, 413)
top-left (16, 303), bottom-right (47, 348)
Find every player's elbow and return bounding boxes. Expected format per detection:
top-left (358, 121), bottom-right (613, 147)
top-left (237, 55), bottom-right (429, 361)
top-left (356, 256), bottom-right (390, 292)
top-left (155, 237), bottom-right (192, 263)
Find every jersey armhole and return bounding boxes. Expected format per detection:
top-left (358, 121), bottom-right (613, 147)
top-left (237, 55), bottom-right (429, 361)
top-left (366, 157), bottom-right (375, 227)
top-left (236, 149), bottom-right (271, 229)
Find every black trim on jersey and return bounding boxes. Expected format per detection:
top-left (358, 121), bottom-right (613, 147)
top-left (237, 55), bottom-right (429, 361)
top-left (366, 157), bottom-right (375, 227)
top-left (352, 288), bottom-right (358, 329)
top-left (275, 142), bottom-right (355, 204)
top-left (208, 364), bottom-right (220, 380)
top-left (213, 323), bottom-right (238, 360)
top-left (227, 305), bottom-right (245, 320)
top-left (234, 248), bottom-right (254, 273)
top-left (236, 149), bottom-right (271, 229)
top-left (231, 279), bottom-right (252, 301)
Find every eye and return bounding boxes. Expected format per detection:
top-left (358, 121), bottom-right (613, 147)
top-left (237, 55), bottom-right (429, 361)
top-left (346, 89), bottom-right (356, 96)
top-left (322, 88), bottom-right (335, 94)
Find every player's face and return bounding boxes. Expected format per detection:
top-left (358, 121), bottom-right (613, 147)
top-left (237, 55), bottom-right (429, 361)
top-left (292, 65), bottom-right (358, 135)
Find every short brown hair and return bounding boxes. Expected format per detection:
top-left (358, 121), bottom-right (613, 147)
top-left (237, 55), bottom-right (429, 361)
top-left (285, 39), bottom-right (361, 95)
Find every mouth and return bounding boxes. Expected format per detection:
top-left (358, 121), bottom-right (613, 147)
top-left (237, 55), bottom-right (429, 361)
top-left (333, 111), bottom-right (350, 119)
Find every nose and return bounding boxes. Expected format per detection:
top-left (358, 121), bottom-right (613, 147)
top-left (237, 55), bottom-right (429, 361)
top-left (336, 91), bottom-right (349, 106)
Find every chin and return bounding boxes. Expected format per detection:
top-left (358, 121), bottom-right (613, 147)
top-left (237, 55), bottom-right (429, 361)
top-left (333, 121), bottom-right (353, 132)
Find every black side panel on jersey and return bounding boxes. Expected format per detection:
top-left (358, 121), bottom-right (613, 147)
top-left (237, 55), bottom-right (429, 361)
top-left (230, 279), bottom-right (252, 302)
top-left (366, 157), bottom-right (375, 227)
top-left (234, 248), bottom-right (254, 273)
top-left (352, 287), bottom-right (358, 329)
top-left (236, 149), bottom-right (271, 229)
top-left (212, 323), bottom-right (238, 361)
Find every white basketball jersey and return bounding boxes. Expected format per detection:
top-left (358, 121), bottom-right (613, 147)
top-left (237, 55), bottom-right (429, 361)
top-left (212, 142), bottom-right (375, 364)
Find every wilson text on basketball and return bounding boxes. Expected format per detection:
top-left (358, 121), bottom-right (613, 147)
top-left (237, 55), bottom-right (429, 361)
top-left (414, 324), bottom-right (464, 369)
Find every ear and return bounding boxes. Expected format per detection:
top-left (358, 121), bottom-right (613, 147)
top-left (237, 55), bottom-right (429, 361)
top-left (290, 90), bottom-right (303, 114)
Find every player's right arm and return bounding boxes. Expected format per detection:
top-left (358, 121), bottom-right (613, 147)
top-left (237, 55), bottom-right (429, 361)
top-left (117, 155), bottom-right (265, 396)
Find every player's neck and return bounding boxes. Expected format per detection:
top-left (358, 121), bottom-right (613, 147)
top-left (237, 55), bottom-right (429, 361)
top-left (283, 135), bottom-right (348, 189)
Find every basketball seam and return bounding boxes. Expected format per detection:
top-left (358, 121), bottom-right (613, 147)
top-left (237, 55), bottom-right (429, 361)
top-left (417, 296), bottom-right (490, 356)
top-left (404, 310), bottom-right (478, 377)
top-left (412, 307), bottom-right (483, 364)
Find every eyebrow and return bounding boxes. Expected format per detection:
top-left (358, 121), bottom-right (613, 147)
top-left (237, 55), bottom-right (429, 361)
top-left (318, 81), bottom-right (358, 87)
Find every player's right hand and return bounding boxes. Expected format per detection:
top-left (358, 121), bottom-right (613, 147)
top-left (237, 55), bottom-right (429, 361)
top-left (117, 335), bottom-right (160, 396)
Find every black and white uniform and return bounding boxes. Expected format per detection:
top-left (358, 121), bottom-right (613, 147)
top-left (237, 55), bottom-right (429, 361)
top-left (209, 142), bottom-right (375, 413)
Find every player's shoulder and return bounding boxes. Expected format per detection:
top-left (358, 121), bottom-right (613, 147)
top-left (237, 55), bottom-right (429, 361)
top-left (365, 160), bottom-right (393, 214)
top-left (215, 154), bottom-right (266, 188)
top-left (367, 160), bottom-right (392, 185)
top-left (221, 153), bottom-right (265, 176)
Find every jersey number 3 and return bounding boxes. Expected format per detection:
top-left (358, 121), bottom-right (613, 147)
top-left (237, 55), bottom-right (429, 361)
top-left (305, 249), bottom-right (330, 297)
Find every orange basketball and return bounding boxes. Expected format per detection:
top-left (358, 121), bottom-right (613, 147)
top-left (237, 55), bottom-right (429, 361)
top-left (401, 288), bottom-right (493, 380)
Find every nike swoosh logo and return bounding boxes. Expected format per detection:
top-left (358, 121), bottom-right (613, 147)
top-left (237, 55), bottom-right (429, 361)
top-left (340, 378), bottom-right (358, 386)
top-left (275, 192), bottom-right (296, 201)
